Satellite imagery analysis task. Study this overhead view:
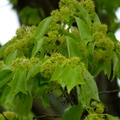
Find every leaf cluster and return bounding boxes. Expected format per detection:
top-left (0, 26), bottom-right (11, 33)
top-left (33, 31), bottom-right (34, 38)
top-left (0, 0), bottom-right (120, 119)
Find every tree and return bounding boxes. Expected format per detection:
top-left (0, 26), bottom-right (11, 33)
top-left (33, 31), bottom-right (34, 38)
top-left (0, 0), bottom-right (120, 119)
top-left (10, 0), bottom-right (120, 118)
top-left (10, 0), bottom-right (120, 31)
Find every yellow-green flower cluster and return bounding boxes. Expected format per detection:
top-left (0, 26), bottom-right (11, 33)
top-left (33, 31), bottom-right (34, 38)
top-left (40, 53), bottom-right (83, 79)
top-left (93, 32), bottom-right (114, 50)
top-left (4, 26), bottom-right (36, 56)
top-left (84, 113), bottom-right (105, 120)
top-left (0, 61), bottom-right (6, 70)
top-left (92, 28), bottom-right (114, 64)
top-left (114, 42), bottom-right (120, 52)
top-left (40, 53), bottom-right (67, 78)
top-left (43, 30), bottom-right (67, 54)
top-left (91, 23), bottom-right (108, 35)
top-left (62, 57), bottom-right (86, 75)
top-left (59, 0), bottom-right (78, 8)
top-left (0, 111), bottom-right (27, 120)
top-left (62, 57), bottom-right (81, 68)
top-left (51, 0), bottom-right (96, 25)
top-left (78, 42), bottom-right (88, 56)
top-left (91, 101), bottom-right (105, 114)
top-left (15, 25), bottom-right (36, 39)
top-left (94, 47), bottom-right (113, 64)
top-left (10, 57), bottom-right (40, 71)
top-left (79, 0), bottom-right (95, 18)
top-left (5, 37), bottom-right (34, 56)
top-left (51, 0), bottom-right (78, 25)
top-left (84, 101), bottom-right (105, 120)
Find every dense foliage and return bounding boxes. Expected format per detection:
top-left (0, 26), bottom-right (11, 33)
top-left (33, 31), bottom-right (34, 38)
top-left (94, 0), bottom-right (120, 32)
top-left (0, 0), bottom-right (120, 119)
top-left (9, 0), bottom-right (120, 33)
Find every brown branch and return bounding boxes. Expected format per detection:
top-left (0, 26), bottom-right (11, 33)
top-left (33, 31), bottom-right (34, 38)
top-left (33, 113), bottom-right (62, 119)
top-left (0, 110), bottom-right (8, 120)
top-left (99, 89), bottom-right (120, 94)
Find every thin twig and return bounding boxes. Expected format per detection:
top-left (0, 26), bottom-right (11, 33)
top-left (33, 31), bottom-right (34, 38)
top-left (0, 110), bottom-right (8, 120)
top-left (99, 89), bottom-right (120, 94)
top-left (33, 113), bottom-right (62, 119)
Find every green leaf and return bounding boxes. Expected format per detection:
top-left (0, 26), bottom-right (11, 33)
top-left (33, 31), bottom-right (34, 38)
top-left (60, 105), bottom-right (83, 120)
top-left (66, 33), bottom-right (80, 43)
top-left (27, 74), bottom-right (49, 97)
top-left (107, 32), bottom-right (119, 43)
top-left (32, 37), bottom-right (45, 57)
top-left (76, 5), bottom-right (91, 27)
top-left (87, 41), bottom-right (96, 55)
top-left (35, 83), bottom-right (49, 97)
top-left (103, 62), bottom-right (111, 79)
top-left (51, 65), bottom-right (70, 90)
top-left (93, 13), bottom-right (101, 23)
top-left (26, 63), bottom-right (41, 81)
top-left (0, 40), bottom-right (15, 58)
top-left (92, 61), bottom-right (104, 77)
top-left (1, 86), bottom-right (14, 106)
top-left (12, 93), bottom-right (33, 116)
top-left (26, 63), bottom-right (41, 95)
top-left (51, 65), bottom-right (85, 93)
top-left (80, 70), bottom-right (100, 107)
top-left (87, 41), bottom-right (96, 68)
top-left (2, 68), bottom-right (27, 106)
top-left (116, 52), bottom-right (120, 79)
top-left (75, 17), bottom-right (91, 45)
top-left (106, 114), bottom-right (119, 120)
top-left (0, 69), bottom-right (13, 88)
top-left (4, 50), bottom-right (17, 65)
top-left (61, 66), bottom-right (85, 93)
top-left (66, 36), bottom-right (82, 58)
top-left (112, 51), bottom-right (120, 79)
top-left (58, 65), bottom-right (77, 92)
top-left (8, 67), bottom-right (27, 95)
top-left (50, 64), bottom-right (63, 80)
top-left (41, 94), bottom-right (50, 107)
top-left (34, 16), bottom-right (53, 40)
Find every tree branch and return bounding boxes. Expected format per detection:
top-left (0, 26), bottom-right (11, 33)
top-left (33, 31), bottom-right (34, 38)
top-left (99, 89), bottom-right (120, 94)
top-left (33, 113), bottom-right (62, 119)
top-left (0, 110), bottom-right (8, 120)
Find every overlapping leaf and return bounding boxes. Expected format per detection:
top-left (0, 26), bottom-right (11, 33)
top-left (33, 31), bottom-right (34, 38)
top-left (112, 51), bottom-right (120, 79)
top-left (1, 86), bottom-right (13, 105)
top-left (92, 13), bottom-right (101, 23)
top-left (4, 50), bottom-right (17, 65)
top-left (26, 62), bottom-right (41, 81)
top-left (32, 37), bottom-right (45, 57)
top-left (1, 68), bottom-right (27, 107)
top-left (34, 16), bottom-right (53, 40)
top-left (76, 5), bottom-right (91, 27)
top-left (92, 61), bottom-right (104, 77)
top-left (103, 62), bottom-right (112, 79)
top-left (0, 40), bottom-right (15, 58)
top-left (66, 36), bottom-right (82, 58)
top-left (106, 114), bottom-right (119, 120)
top-left (80, 70), bottom-right (100, 107)
top-left (8, 67), bottom-right (27, 95)
top-left (41, 94), bottom-right (50, 107)
top-left (75, 17), bottom-right (92, 45)
top-left (0, 69), bottom-right (13, 88)
top-left (51, 64), bottom-right (85, 93)
top-left (60, 105), bottom-right (83, 120)
top-left (12, 93), bottom-right (33, 116)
